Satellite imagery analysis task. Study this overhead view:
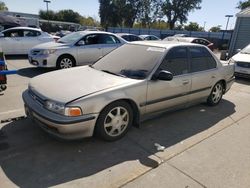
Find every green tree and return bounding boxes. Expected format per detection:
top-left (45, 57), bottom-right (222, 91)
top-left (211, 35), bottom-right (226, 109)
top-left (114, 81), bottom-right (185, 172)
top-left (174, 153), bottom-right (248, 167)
top-left (184, 22), bottom-right (203, 31)
top-left (209, 25), bottom-right (221, 32)
top-left (0, 1), bottom-right (8, 11)
top-left (162, 0), bottom-right (202, 30)
top-left (237, 0), bottom-right (250, 10)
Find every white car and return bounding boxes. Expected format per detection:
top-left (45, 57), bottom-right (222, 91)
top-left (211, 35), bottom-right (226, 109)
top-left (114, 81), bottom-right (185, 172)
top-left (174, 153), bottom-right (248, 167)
top-left (0, 27), bottom-right (54, 55)
top-left (28, 31), bottom-right (126, 69)
top-left (139, 35), bottom-right (160, 41)
top-left (230, 44), bottom-right (250, 78)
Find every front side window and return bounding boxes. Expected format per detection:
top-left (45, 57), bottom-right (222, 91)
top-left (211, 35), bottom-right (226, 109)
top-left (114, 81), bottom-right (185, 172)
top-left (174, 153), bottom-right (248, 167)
top-left (4, 30), bottom-right (23, 37)
top-left (190, 47), bottom-right (217, 73)
top-left (159, 47), bottom-right (189, 76)
top-left (84, 34), bottom-right (100, 45)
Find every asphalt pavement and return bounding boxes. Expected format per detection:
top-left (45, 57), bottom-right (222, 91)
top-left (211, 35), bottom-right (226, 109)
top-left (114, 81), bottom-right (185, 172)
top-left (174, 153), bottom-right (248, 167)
top-left (0, 57), bottom-right (250, 188)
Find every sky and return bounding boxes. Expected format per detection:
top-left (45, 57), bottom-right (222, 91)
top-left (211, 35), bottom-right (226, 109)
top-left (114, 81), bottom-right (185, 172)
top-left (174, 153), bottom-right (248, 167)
top-left (3, 0), bottom-right (240, 30)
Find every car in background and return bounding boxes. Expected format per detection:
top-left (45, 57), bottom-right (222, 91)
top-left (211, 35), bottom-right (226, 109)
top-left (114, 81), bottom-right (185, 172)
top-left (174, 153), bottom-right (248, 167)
top-left (164, 37), bottom-right (214, 51)
top-left (116, 33), bottom-right (143, 42)
top-left (0, 27), bottom-right (54, 55)
top-left (230, 43), bottom-right (250, 78)
top-left (139, 35), bottom-right (160, 41)
top-left (29, 31), bottom-right (126, 69)
top-left (23, 41), bottom-right (234, 141)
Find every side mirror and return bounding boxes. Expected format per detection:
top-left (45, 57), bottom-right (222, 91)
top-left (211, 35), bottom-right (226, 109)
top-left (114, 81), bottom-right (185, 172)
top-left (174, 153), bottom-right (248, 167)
top-left (77, 40), bottom-right (85, 46)
top-left (236, 49), bottom-right (241, 53)
top-left (0, 33), bottom-right (4, 38)
top-left (153, 70), bottom-right (173, 81)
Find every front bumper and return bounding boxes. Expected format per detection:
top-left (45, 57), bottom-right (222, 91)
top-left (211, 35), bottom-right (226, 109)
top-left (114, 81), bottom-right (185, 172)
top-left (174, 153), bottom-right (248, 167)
top-left (28, 53), bottom-right (58, 68)
top-left (234, 65), bottom-right (250, 78)
top-left (22, 90), bottom-right (98, 140)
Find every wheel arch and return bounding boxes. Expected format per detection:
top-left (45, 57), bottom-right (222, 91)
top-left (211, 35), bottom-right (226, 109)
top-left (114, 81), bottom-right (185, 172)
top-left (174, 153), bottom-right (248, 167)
top-left (56, 53), bottom-right (76, 67)
top-left (96, 98), bottom-right (141, 129)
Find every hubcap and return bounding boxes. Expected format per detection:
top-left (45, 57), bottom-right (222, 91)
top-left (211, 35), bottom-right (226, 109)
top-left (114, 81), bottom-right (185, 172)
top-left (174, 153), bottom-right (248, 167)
top-left (212, 84), bottom-right (223, 103)
top-left (60, 58), bottom-right (73, 69)
top-left (104, 106), bottom-right (129, 137)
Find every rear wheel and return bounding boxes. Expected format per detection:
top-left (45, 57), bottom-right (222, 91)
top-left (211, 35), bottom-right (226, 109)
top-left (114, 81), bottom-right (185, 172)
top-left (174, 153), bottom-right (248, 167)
top-left (95, 101), bottom-right (133, 141)
top-left (207, 82), bottom-right (223, 106)
top-left (56, 55), bottom-right (76, 69)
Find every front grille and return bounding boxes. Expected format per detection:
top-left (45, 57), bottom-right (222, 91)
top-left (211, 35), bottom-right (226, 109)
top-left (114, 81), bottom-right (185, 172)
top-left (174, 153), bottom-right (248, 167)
top-left (29, 90), bottom-right (45, 106)
top-left (31, 50), bottom-right (41, 55)
top-left (237, 61), bottom-right (250, 68)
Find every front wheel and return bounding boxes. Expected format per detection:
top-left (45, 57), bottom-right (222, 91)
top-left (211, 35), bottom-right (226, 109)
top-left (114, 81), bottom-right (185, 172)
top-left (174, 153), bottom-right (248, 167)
top-left (95, 101), bottom-right (133, 141)
top-left (56, 55), bottom-right (75, 69)
top-left (207, 82), bottom-right (224, 106)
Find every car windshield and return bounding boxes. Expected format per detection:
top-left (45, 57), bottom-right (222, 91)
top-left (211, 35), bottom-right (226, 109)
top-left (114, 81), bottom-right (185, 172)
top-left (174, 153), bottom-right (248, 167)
top-left (241, 44), bottom-right (250, 54)
top-left (57, 32), bottom-right (84, 44)
top-left (92, 44), bottom-right (165, 79)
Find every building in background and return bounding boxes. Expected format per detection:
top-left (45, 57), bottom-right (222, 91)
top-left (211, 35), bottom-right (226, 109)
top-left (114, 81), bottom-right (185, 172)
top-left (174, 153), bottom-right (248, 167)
top-left (229, 8), bottom-right (250, 57)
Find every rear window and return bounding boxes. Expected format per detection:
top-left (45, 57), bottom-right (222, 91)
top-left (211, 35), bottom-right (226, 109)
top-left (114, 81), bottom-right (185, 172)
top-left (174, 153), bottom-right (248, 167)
top-left (190, 47), bottom-right (217, 72)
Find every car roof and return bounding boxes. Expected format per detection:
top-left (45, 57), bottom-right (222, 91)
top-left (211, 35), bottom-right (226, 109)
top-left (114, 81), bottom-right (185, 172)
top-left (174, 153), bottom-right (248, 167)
top-left (131, 40), bottom-right (204, 49)
top-left (2, 27), bottom-right (42, 32)
top-left (116, 33), bottom-right (139, 36)
top-left (168, 37), bottom-right (209, 43)
top-left (77, 30), bottom-right (121, 36)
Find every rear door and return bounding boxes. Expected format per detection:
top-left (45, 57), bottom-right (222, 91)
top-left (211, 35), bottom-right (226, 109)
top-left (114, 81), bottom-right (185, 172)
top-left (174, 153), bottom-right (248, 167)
top-left (21, 29), bottom-right (43, 54)
top-left (188, 46), bottom-right (218, 102)
top-left (99, 34), bottom-right (122, 57)
top-left (146, 47), bottom-right (191, 113)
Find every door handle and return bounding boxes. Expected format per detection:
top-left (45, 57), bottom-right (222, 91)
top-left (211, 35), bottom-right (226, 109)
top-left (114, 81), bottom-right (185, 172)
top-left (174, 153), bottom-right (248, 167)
top-left (182, 80), bottom-right (190, 85)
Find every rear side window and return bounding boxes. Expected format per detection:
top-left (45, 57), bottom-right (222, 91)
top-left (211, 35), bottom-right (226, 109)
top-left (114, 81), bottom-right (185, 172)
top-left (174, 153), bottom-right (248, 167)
top-left (159, 47), bottom-right (189, 76)
top-left (190, 47), bottom-right (217, 73)
top-left (24, 30), bottom-right (41, 37)
top-left (100, 34), bottom-right (120, 44)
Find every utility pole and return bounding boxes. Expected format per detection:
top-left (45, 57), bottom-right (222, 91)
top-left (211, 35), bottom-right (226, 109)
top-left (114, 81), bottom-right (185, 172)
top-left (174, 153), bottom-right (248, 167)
top-left (44, 0), bottom-right (51, 32)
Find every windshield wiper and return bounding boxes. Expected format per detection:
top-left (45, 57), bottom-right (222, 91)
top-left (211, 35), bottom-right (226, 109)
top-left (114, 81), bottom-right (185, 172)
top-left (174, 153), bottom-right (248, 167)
top-left (101, 70), bottom-right (127, 78)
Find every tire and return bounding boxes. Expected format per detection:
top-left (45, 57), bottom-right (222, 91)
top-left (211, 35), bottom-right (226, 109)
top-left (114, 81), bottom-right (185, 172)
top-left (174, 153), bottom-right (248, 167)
top-left (95, 101), bottom-right (133, 141)
top-left (56, 55), bottom-right (76, 69)
top-left (207, 82), bottom-right (224, 106)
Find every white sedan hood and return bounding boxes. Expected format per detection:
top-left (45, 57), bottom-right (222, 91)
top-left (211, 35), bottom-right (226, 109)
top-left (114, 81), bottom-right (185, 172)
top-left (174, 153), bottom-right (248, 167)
top-left (29, 66), bottom-right (136, 103)
top-left (232, 53), bottom-right (250, 62)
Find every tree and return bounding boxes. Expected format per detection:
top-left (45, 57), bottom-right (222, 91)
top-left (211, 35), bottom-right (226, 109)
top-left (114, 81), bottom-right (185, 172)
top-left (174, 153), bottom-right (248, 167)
top-left (162, 0), bottom-right (202, 30)
top-left (209, 25), bottom-right (221, 32)
top-left (0, 1), bottom-right (8, 11)
top-left (237, 0), bottom-right (250, 10)
top-left (184, 22), bottom-right (203, 31)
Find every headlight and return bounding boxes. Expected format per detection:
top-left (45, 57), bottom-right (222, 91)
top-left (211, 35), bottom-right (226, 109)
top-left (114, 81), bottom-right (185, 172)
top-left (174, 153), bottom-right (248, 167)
top-left (41, 49), bottom-right (57, 55)
top-left (228, 58), bottom-right (235, 65)
top-left (44, 100), bottom-right (82, 117)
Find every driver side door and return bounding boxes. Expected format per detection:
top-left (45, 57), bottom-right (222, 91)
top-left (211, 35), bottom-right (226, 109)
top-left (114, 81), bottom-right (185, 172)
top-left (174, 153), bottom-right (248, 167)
top-left (76, 34), bottom-right (103, 66)
top-left (146, 47), bottom-right (191, 114)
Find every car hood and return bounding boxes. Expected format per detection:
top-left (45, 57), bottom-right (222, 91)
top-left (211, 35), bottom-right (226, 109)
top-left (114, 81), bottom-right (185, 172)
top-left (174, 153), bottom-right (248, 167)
top-left (29, 66), bottom-right (138, 103)
top-left (32, 41), bottom-right (71, 49)
top-left (232, 53), bottom-right (250, 63)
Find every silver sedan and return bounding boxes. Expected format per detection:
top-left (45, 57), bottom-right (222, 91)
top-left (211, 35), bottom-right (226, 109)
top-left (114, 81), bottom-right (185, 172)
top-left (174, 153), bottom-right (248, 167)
top-left (23, 41), bottom-right (234, 141)
top-left (28, 31), bottom-right (126, 69)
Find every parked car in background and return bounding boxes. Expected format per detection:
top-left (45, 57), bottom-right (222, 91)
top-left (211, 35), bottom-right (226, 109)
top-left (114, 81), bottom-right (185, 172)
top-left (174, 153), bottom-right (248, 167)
top-left (0, 27), bottom-right (54, 55)
top-left (164, 37), bottom-right (214, 51)
top-left (116, 33), bottom-right (143, 42)
top-left (139, 35), bottom-right (160, 41)
top-left (230, 43), bottom-right (250, 78)
top-left (23, 41), bottom-right (234, 141)
top-left (29, 31), bottom-right (126, 69)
